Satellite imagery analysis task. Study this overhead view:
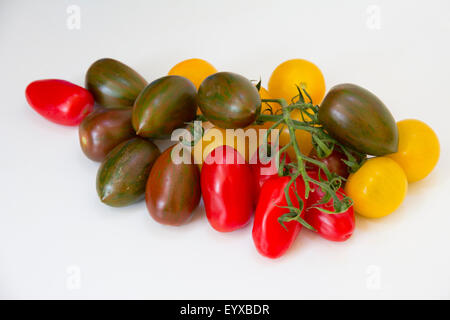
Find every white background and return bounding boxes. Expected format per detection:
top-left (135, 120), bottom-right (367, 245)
top-left (1, 0), bottom-right (449, 299)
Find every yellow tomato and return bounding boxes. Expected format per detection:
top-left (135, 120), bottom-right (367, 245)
top-left (168, 58), bottom-right (217, 89)
top-left (168, 58), bottom-right (217, 116)
top-left (268, 59), bottom-right (326, 105)
top-left (345, 157), bottom-right (408, 218)
top-left (192, 122), bottom-right (266, 167)
top-left (386, 119), bottom-right (440, 183)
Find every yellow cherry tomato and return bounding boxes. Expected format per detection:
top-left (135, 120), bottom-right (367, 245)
top-left (345, 157), bottom-right (408, 218)
top-left (168, 58), bottom-right (217, 89)
top-left (169, 58), bottom-right (217, 116)
top-left (192, 122), bottom-right (266, 168)
top-left (386, 119), bottom-right (440, 183)
top-left (268, 59), bottom-right (326, 105)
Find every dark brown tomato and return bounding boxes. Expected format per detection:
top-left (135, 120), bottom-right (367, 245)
top-left (145, 145), bottom-right (201, 226)
top-left (318, 83), bottom-right (398, 156)
top-left (132, 75), bottom-right (197, 138)
top-left (96, 138), bottom-right (160, 207)
top-left (197, 72), bottom-right (261, 129)
top-left (85, 58), bottom-right (147, 109)
top-left (79, 108), bottom-right (135, 162)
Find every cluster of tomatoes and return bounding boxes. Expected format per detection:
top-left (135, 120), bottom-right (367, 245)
top-left (25, 58), bottom-right (440, 259)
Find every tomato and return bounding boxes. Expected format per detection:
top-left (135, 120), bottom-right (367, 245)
top-left (96, 138), bottom-right (160, 207)
top-left (191, 86), bottom-right (276, 167)
top-left (252, 176), bottom-right (306, 259)
top-left (132, 75), bottom-right (197, 138)
top-left (387, 119), bottom-right (440, 182)
top-left (197, 72), bottom-right (261, 129)
top-left (318, 83), bottom-right (398, 156)
top-left (168, 58), bottom-right (217, 90)
top-left (304, 170), bottom-right (355, 241)
top-left (86, 58), bottom-right (147, 109)
top-left (344, 157), bottom-right (407, 218)
top-left (250, 143), bottom-right (290, 201)
top-left (192, 122), bottom-right (266, 166)
top-left (25, 79), bottom-right (94, 126)
top-left (169, 58), bottom-right (217, 115)
top-left (146, 145), bottom-right (201, 226)
top-left (268, 59), bottom-right (326, 105)
top-left (307, 147), bottom-right (350, 178)
top-left (201, 145), bottom-right (255, 232)
top-left (79, 108), bottom-right (135, 162)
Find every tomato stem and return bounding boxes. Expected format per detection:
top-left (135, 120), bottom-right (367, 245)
top-left (193, 97), bottom-right (359, 225)
top-left (259, 98), bottom-right (356, 225)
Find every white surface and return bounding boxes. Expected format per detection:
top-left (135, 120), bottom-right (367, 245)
top-left (1, 0), bottom-right (449, 299)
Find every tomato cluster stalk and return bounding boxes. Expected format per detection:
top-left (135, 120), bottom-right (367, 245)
top-left (257, 87), bottom-right (366, 230)
top-left (192, 86), bottom-right (364, 231)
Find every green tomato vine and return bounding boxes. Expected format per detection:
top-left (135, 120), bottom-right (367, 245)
top-left (192, 84), bottom-right (366, 231)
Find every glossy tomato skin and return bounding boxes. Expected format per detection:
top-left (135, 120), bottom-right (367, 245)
top-left (168, 58), bottom-right (217, 90)
top-left (308, 147), bottom-right (350, 178)
top-left (201, 146), bottom-right (255, 232)
top-left (387, 119), bottom-right (440, 182)
top-left (252, 176), bottom-right (306, 259)
top-left (168, 58), bottom-right (217, 115)
top-left (86, 58), bottom-right (147, 109)
top-left (146, 145), bottom-right (201, 226)
top-left (268, 59), bottom-right (326, 105)
top-left (79, 108), bottom-right (135, 162)
top-left (250, 144), bottom-right (291, 201)
top-left (132, 75), bottom-right (197, 138)
top-left (318, 83), bottom-right (398, 156)
top-left (197, 72), bottom-right (261, 129)
top-left (345, 157), bottom-right (407, 218)
top-left (26, 79), bottom-right (94, 126)
top-left (96, 138), bottom-right (160, 207)
top-left (304, 170), bottom-right (355, 242)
